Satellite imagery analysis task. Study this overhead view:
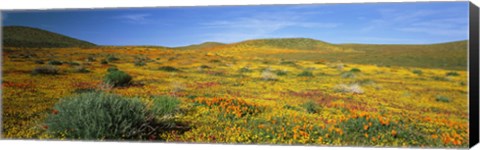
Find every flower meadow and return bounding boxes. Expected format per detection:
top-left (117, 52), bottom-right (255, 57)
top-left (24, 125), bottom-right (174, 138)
top-left (1, 46), bottom-right (468, 148)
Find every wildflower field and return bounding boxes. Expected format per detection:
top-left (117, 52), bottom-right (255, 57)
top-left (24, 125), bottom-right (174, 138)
top-left (1, 39), bottom-right (469, 148)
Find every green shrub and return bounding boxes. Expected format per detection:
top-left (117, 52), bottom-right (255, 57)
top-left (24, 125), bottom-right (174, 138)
top-left (302, 100), bottom-right (318, 113)
top-left (412, 70), bottom-right (423, 75)
top-left (298, 70), bottom-right (314, 77)
top-left (280, 61), bottom-right (296, 66)
top-left (44, 92), bottom-right (154, 140)
top-left (107, 67), bottom-right (119, 72)
top-left (106, 55), bottom-right (119, 62)
top-left (158, 66), bottom-right (180, 72)
top-left (101, 59), bottom-right (109, 65)
top-left (48, 60), bottom-right (63, 65)
top-left (446, 71), bottom-right (459, 76)
top-left (67, 62), bottom-right (80, 66)
top-left (199, 65), bottom-right (211, 69)
top-left (210, 59), bottom-right (221, 63)
top-left (350, 68), bottom-right (361, 72)
top-left (72, 66), bottom-right (90, 73)
top-left (103, 70), bottom-right (132, 87)
top-left (134, 60), bottom-right (146, 66)
top-left (276, 70), bottom-right (288, 76)
top-left (32, 65), bottom-right (59, 75)
top-left (435, 95), bottom-right (450, 103)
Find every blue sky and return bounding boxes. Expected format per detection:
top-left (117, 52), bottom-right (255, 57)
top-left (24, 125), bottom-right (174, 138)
top-left (2, 2), bottom-right (469, 47)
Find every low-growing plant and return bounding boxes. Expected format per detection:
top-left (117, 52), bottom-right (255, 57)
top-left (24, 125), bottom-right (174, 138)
top-left (103, 70), bottom-right (132, 87)
top-left (412, 69), bottom-right (423, 75)
top-left (67, 62), bottom-right (81, 66)
top-left (159, 66), bottom-right (180, 72)
top-left (32, 65), bottom-right (60, 75)
top-left (106, 55), bottom-right (119, 62)
top-left (44, 92), bottom-right (155, 140)
top-left (72, 66), bottom-right (90, 73)
top-left (199, 65), bottom-right (211, 69)
top-left (446, 71), bottom-right (459, 76)
top-left (302, 100), bottom-right (318, 113)
top-left (210, 59), bottom-right (221, 63)
top-left (435, 95), bottom-right (450, 103)
top-left (298, 70), bottom-right (314, 77)
top-left (101, 59), bottom-right (109, 65)
top-left (350, 68), bottom-right (361, 72)
top-left (48, 60), bottom-right (63, 65)
top-left (134, 60), bottom-right (147, 66)
top-left (150, 96), bottom-right (181, 117)
top-left (276, 70), bottom-right (288, 76)
top-left (280, 61), bottom-right (296, 66)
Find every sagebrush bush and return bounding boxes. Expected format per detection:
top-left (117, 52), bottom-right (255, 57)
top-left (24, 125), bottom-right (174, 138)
top-left (68, 62), bottom-right (80, 66)
top-left (158, 66), bottom-right (180, 72)
top-left (72, 66), bottom-right (90, 73)
top-left (101, 59), bottom-right (109, 65)
top-left (412, 69), bottom-right (423, 75)
top-left (106, 55), bottom-right (119, 62)
top-left (350, 68), bottom-right (361, 72)
top-left (446, 71), bottom-right (459, 76)
top-left (32, 65), bottom-right (59, 75)
top-left (435, 95), bottom-right (450, 103)
top-left (44, 92), bottom-right (154, 140)
top-left (134, 60), bottom-right (146, 66)
top-left (199, 65), bottom-right (211, 69)
top-left (302, 100), bottom-right (318, 113)
top-left (276, 70), bottom-right (288, 76)
top-left (298, 70), bottom-right (314, 77)
top-left (48, 60), bottom-right (63, 65)
top-left (103, 70), bottom-right (132, 87)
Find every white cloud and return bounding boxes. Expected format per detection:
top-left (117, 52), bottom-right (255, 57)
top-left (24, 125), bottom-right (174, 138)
top-left (199, 11), bottom-right (339, 42)
top-left (360, 7), bottom-right (467, 37)
top-left (113, 13), bottom-right (151, 24)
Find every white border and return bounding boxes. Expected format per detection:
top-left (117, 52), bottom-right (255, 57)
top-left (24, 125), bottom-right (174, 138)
top-left (0, 0), bottom-right (477, 150)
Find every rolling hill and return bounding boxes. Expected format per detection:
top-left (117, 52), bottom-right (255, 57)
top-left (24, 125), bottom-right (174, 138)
top-left (174, 42), bottom-right (225, 50)
top-left (2, 26), bottom-right (96, 48)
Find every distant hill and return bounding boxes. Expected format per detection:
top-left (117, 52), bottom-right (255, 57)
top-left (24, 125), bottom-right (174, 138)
top-left (175, 42), bottom-right (225, 50)
top-left (2, 26), bottom-right (96, 48)
top-left (227, 38), bottom-right (342, 51)
top-left (335, 40), bottom-right (468, 70)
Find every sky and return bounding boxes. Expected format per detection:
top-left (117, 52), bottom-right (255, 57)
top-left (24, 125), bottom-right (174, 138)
top-left (1, 2), bottom-right (469, 47)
